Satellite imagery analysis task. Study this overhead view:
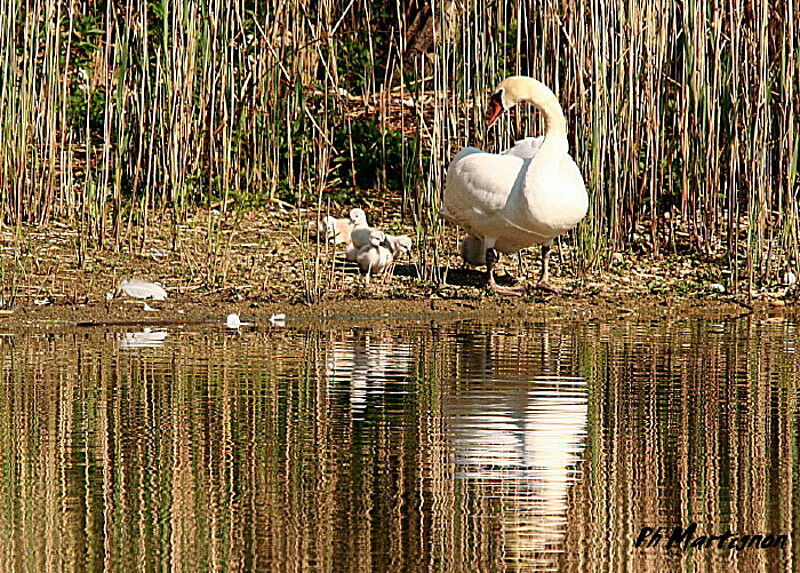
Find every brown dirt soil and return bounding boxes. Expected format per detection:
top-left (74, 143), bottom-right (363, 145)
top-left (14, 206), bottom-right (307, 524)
top-left (0, 205), bottom-right (796, 330)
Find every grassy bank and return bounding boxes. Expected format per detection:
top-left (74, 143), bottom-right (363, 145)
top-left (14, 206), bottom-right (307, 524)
top-left (1, 0), bottom-right (798, 299)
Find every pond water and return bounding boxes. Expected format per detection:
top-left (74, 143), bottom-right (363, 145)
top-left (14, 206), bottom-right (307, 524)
top-left (0, 314), bottom-right (797, 571)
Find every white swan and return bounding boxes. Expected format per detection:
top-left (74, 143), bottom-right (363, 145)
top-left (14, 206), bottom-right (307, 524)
top-left (441, 77), bottom-right (587, 294)
top-left (459, 136), bottom-right (545, 268)
top-left (460, 234), bottom-right (488, 267)
top-left (349, 208), bottom-right (368, 229)
top-left (346, 219), bottom-right (378, 262)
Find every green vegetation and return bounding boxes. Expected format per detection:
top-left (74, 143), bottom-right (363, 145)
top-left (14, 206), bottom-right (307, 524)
top-left (0, 0), bottom-right (798, 294)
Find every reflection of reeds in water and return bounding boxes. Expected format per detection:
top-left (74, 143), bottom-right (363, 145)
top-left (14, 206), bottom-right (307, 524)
top-left (563, 318), bottom-right (798, 572)
top-left (0, 319), bottom-right (797, 571)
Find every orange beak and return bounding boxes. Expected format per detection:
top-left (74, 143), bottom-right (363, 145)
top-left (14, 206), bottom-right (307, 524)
top-left (486, 92), bottom-right (505, 128)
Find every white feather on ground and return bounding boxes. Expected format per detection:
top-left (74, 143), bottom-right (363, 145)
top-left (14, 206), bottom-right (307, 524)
top-left (112, 278), bottom-right (168, 301)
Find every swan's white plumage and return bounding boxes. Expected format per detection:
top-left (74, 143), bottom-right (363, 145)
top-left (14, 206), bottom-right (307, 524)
top-left (442, 148), bottom-right (586, 253)
top-left (502, 136), bottom-right (544, 159)
top-left (383, 234), bottom-right (412, 257)
top-left (311, 208), bottom-right (369, 244)
top-left (355, 230), bottom-right (393, 274)
top-left (441, 78), bottom-right (587, 258)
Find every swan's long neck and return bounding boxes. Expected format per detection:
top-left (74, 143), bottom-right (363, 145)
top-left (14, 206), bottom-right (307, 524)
top-left (509, 78), bottom-right (568, 155)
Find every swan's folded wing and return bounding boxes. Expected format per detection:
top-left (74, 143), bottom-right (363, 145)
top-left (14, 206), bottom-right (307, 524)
top-left (502, 136), bottom-right (544, 159)
top-left (443, 152), bottom-right (524, 228)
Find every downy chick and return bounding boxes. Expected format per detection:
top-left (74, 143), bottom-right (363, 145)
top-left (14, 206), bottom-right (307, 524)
top-left (383, 234), bottom-right (413, 258)
top-left (355, 230), bottom-right (393, 275)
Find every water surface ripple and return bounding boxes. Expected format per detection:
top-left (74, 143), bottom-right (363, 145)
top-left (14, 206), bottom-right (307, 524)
top-left (0, 316), bottom-right (797, 571)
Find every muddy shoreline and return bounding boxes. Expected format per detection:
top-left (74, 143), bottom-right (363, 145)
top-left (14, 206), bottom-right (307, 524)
top-left (0, 294), bottom-right (785, 331)
top-left (1, 207), bottom-right (796, 330)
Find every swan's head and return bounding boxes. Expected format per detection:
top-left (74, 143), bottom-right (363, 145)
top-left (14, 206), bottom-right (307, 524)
top-left (486, 76), bottom-right (555, 128)
top-left (396, 235), bottom-right (413, 253)
top-left (486, 89), bottom-right (507, 128)
top-left (487, 77), bottom-right (529, 127)
top-left (369, 230), bottom-right (386, 248)
top-left (349, 208), bottom-right (367, 227)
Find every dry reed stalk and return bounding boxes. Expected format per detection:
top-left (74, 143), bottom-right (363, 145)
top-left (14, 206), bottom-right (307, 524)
top-left (0, 1), bottom-right (796, 290)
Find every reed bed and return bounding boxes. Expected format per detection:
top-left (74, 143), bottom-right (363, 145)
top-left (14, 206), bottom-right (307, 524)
top-left (0, 0), bottom-right (797, 291)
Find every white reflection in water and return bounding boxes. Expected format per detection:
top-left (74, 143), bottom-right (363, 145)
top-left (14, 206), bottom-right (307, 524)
top-left (118, 327), bottom-right (169, 349)
top-left (447, 348), bottom-right (588, 569)
top-left (325, 331), bottom-right (414, 418)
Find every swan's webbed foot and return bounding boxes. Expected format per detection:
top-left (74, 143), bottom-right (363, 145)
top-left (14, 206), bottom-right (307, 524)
top-left (486, 248), bottom-right (527, 296)
top-left (489, 276), bottom-right (527, 296)
top-left (534, 280), bottom-right (563, 294)
top-left (534, 244), bottom-right (564, 294)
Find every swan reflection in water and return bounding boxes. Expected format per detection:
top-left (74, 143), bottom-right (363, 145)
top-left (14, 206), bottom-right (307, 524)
top-left (446, 328), bottom-right (588, 570)
top-left (322, 324), bottom-right (588, 568)
top-left (324, 330), bottom-right (414, 419)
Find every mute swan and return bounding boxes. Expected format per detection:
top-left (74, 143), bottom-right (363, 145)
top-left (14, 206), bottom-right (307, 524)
top-left (381, 234), bottom-right (412, 278)
top-left (355, 230), bottom-right (394, 275)
top-left (461, 235), bottom-right (537, 285)
top-left (308, 215), bottom-right (338, 242)
top-left (458, 136), bottom-right (542, 270)
top-left (460, 234), bottom-right (489, 267)
top-left (346, 227), bottom-right (374, 261)
top-left (441, 77), bottom-right (587, 294)
top-left (349, 208), bottom-right (368, 230)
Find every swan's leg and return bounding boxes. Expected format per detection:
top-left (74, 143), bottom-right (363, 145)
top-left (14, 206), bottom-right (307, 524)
top-left (486, 248), bottom-right (526, 296)
top-left (540, 245), bottom-right (551, 281)
top-left (535, 243), bottom-right (563, 293)
top-left (385, 255), bottom-right (395, 283)
top-left (516, 251), bottom-right (527, 279)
